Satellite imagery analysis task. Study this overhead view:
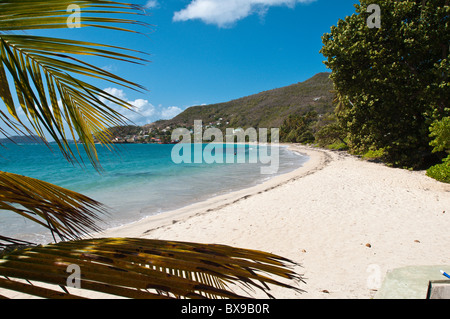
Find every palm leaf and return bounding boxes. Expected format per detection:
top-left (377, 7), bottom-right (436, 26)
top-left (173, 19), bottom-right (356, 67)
top-left (0, 171), bottom-right (107, 243)
top-left (0, 238), bottom-right (305, 299)
top-left (0, 0), bottom-right (147, 32)
top-left (0, 0), bottom-right (150, 169)
top-left (0, 235), bottom-right (34, 251)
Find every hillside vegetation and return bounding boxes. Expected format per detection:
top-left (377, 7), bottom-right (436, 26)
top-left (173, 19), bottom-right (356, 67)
top-left (154, 72), bottom-right (334, 130)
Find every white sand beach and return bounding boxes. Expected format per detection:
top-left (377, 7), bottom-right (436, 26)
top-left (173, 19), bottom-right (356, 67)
top-left (99, 144), bottom-right (450, 299)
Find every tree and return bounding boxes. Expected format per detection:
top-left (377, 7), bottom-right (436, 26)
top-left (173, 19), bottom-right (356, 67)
top-left (0, 1), bottom-right (304, 298)
top-left (280, 112), bottom-right (318, 144)
top-left (429, 117), bottom-right (450, 155)
top-left (315, 114), bottom-right (348, 149)
top-left (320, 0), bottom-right (449, 169)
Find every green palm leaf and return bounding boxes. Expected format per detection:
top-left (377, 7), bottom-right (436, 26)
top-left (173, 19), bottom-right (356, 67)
top-left (0, 0), bottom-right (147, 32)
top-left (0, 238), bottom-right (305, 299)
top-left (0, 0), bottom-right (150, 169)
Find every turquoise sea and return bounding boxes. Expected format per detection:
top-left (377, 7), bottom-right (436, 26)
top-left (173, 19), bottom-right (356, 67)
top-left (0, 143), bottom-right (308, 244)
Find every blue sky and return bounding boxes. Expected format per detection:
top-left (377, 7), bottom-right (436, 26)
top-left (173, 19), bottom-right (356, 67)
top-left (4, 0), bottom-right (360, 129)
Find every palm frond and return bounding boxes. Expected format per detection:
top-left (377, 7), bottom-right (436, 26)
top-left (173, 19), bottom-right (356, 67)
top-left (0, 0), bottom-right (150, 169)
top-left (0, 0), bottom-right (147, 32)
top-left (0, 235), bottom-right (34, 251)
top-left (0, 171), bottom-right (107, 243)
top-left (0, 238), bottom-right (305, 299)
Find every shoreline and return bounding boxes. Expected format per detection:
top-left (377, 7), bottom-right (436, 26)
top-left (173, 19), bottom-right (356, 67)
top-left (97, 143), bottom-right (310, 236)
top-left (98, 143), bottom-right (450, 299)
top-left (97, 143), bottom-right (325, 239)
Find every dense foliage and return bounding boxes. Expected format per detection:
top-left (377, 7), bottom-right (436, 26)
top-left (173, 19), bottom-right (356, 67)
top-left (280, 112), bottom-right (317, 144)
top-left (320, 0), bottom-right (449, 170)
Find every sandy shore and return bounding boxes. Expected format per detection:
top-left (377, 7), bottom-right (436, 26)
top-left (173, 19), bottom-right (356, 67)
top-left (97, 144), bottom-right (450, 299)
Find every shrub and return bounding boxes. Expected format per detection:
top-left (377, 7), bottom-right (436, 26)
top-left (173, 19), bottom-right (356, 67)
top-left (426, 156), bottom-right (450, 184)
top-left (362, 148), bottom-right (386, 160)
top-left (326, 142), bottom-right (348, 151)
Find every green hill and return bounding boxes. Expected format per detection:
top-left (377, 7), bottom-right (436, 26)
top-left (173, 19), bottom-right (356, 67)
top-left (0, 135), bottom-right (45, 144)
top-left (154, 72), bottom-right (334, 130)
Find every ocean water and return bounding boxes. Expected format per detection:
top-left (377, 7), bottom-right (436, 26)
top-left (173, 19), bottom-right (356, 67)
top-left (0, 143), bottom-right (308, 244)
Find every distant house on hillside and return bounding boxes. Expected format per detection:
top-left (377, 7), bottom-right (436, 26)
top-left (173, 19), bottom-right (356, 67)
top-left (112, 137), bottom-right (124, 143)
top-left (150, 137), bottom-right (162, 144)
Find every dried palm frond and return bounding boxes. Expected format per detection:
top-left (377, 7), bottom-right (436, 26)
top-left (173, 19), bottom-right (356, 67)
top-left (0, 171), bottom-right (106, 243)
top-left (0, 238), bottom-right (305, 299)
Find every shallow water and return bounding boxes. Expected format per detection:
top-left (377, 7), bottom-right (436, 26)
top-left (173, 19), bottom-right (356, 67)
top-left (0, 143), bottom-right (308, 244)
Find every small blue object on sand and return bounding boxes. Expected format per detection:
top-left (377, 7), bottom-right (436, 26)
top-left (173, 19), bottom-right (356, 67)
top-left (440, 270), bottom-right (450, 279)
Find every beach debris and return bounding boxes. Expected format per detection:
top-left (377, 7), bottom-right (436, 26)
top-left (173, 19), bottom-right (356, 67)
top-left (365, 243), bottom-right (372, 248)
top-left (301, 249), bottom-right (307, 253)
top-left (321, 290), bottom-right (330, 294)
top-left (414, 240), bottom-right (420, 243)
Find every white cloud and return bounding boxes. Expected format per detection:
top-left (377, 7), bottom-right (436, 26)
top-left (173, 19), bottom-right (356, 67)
top-left (101, 64), bottom-right (118, 73)
top-left (144, 0), bottom-right (159, 9)
top-left (160, 106), bottom-right (183, 119)
top-left (104, 87), bottom-right (127, 101)
top-left (102, 88), bottom-right (183, 125)
top-left (173, 0), bottom-right (315, 27)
